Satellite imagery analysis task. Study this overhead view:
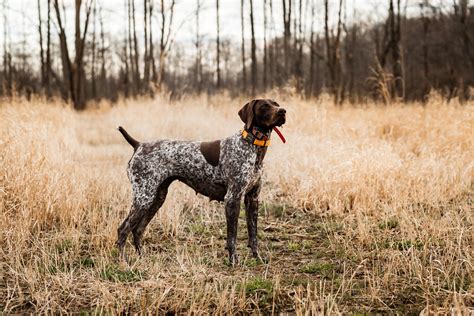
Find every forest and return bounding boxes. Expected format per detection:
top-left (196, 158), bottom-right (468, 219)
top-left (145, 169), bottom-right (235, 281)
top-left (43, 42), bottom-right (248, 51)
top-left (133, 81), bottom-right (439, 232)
top-left (0, 0), bottom-right (473, 109)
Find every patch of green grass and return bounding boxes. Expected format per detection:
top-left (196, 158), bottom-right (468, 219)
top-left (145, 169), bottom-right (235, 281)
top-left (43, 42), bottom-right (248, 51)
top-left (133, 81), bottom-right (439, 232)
top-left (288, 242), bottom-right (302, 251)
top-left (244, 257), bottom-right (267, 267)
top-left (378, 218), bottom-right (399, 230)
top-left (260, 202), bottom-right (286, 218)
top-left (56, 239), bottom-right (73, 254)
top-left (79, 257), bottom-right (95, 268)
top-left (46, 262), bottom-right (67, 274)
top-left (241, 277), bottom-right (273, 295)
top-left (378, 239), bottom-right (424, 251)
top-left (289, 277), bottom-right (310, 287)
top-left (190, 223), bottom-right (206, 234)
top-left (109, 248), bottom-right (119, 258)
top-left (223, 257), bottom-right (231, 266)
top-left (302, 240), bottom-right (314, 249)
top-left (300, 262), bottom-right (335, 279)
top-left (100, 264), bottom-right (144, 282)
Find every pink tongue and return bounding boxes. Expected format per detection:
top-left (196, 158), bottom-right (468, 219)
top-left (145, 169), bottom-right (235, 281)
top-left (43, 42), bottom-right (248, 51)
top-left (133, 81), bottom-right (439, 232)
top-left (273, 127), bottom-right (286, 143)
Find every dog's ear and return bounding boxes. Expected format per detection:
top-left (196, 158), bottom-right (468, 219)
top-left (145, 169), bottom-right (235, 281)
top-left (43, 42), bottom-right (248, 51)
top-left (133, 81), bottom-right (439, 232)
top-left (238, 100), bottom-right (257, 129)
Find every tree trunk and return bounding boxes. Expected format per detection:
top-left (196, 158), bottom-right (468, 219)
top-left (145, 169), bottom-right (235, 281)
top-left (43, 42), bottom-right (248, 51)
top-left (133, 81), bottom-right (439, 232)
top-left (132, 0), bottom-right (140, 92)
top-left (324, 0), bottom-right (344, 104)
top-left (282, 0), bottom-right (291, 81)
top-left (143, 0), bottom-right (150, 83)
top-left (390, 0), bottom-right (403, 99)
top-left (91, 0), bottom-right (97, 99)
top-left (74, 0), bottom-right (86, 109)
top-left (158, 0), bottom-right (176, 90)
top-left (127, 0), bottom-right (135, 93)
top-left (195, 0), bottom-right (202, 92)
top-left (159, 0), bottom-right (166, 89)
top-left (54, 0), bottom-right (92, 110)
top-left (149, 0), bottom-right (157, 84)
top-left (308, 2), bottom-right (315, 97)
top-left (2, 0), bottom-right (12, 97)
top-left (216, 0), bottom-right (221, 89)
top-left (37, 0), bottom-right (46, 87)
top-left (249, 0), bottom-right (257, 96)
top-left (240, 0), bottom-right (247, 92)
top-left (263, 0), bottom-right (267, 90)
top-left (46, 0), bottom-right (52, 97)
top-left (99, 1), bottom-right (106, 86)
top-left (295, 0), bottom-right (303, 92)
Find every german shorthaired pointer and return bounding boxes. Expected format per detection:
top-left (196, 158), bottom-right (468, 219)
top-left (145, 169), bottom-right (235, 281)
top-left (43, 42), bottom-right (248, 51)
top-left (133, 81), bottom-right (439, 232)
top-left (116, 99), bottom-right (286, 265)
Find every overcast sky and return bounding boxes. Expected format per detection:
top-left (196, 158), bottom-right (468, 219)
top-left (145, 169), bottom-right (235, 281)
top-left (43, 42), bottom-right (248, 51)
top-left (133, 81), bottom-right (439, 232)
top-left (1, 0), bottom-right (449, 58)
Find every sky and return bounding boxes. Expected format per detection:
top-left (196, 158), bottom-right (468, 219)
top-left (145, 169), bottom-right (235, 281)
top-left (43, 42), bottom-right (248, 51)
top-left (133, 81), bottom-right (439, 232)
top-left (1, 0), bottom-right (450, 63)
top-left (2, 0), bottom-right (398, 44)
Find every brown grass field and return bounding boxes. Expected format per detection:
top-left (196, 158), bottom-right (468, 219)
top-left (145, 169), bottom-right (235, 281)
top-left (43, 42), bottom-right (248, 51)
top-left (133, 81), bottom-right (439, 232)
top-left (0, 94), bottom-right (473, 313)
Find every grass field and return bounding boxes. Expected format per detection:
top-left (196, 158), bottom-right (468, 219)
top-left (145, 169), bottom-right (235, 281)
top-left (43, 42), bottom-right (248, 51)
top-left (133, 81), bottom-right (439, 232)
top-left (1, 94), bottom-right (472, 313)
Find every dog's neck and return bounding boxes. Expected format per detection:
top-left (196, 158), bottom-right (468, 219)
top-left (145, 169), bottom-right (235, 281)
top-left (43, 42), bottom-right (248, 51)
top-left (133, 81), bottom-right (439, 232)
top-left (241, 125), bottom-right (271, 168)
top-left (241, 125), bottom-right (272, 147)
top-left (248, 125), bottom-right (272, 141)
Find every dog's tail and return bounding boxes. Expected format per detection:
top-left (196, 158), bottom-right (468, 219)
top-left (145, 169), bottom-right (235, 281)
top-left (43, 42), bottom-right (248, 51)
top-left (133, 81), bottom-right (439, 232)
top-left (117, 126), bottom-right (140, 149)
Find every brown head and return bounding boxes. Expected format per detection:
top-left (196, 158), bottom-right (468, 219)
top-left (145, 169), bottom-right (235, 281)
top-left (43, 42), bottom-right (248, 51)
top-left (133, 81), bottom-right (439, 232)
top-left (238, 99), bottom-right (286, 131)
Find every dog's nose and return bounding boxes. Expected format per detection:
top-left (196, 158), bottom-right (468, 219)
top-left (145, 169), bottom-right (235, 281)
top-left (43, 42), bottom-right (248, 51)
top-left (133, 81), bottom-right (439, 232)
top-left (278, 108), bottom-right (286, 115)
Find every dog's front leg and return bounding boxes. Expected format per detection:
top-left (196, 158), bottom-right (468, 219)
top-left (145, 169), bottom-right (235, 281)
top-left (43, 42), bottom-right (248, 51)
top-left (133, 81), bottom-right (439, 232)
top-left (224, 186), bottom-right (243, 266)
top-left (244, 183), bottom-right (261, 259)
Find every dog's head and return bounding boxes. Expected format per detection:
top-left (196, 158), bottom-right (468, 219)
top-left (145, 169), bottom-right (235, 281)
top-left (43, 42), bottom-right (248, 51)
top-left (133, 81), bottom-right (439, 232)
top-left (238, 99), bottom-right (286, 130)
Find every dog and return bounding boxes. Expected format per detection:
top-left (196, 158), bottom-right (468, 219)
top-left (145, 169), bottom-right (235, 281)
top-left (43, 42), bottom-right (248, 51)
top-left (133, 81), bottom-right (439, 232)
top-left (116, 99), bottom-right (286, 265)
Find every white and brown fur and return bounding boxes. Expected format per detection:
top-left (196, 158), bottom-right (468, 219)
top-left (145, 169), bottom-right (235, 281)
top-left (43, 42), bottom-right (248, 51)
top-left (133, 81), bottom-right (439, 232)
top-left (116, 99), bottom-right (286, 265)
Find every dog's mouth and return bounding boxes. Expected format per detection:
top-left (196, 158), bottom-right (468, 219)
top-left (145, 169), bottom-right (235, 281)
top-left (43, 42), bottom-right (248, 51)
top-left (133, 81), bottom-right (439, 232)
top-left (274, 115), bottom-right (286, 127)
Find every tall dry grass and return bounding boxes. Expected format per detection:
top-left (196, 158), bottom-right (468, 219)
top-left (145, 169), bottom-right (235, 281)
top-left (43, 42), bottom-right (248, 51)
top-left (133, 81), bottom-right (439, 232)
top-left (0, 94), bottom-right (472, 313)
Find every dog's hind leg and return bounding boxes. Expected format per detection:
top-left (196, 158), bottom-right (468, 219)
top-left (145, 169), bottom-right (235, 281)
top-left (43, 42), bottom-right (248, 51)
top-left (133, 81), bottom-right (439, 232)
top-left (117, 176), bottom-right (164, 261)
top-left (131, 178), bottom-right (173, 255)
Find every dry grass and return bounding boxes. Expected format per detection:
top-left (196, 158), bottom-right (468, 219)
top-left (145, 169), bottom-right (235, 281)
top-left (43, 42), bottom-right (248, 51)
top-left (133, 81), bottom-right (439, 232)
top-left (0, 94), bottom-right (473, 313)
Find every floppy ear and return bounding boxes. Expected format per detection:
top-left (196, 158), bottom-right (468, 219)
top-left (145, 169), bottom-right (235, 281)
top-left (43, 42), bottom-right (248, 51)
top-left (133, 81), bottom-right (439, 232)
top-left (238, 100), bottom-right (257, 129)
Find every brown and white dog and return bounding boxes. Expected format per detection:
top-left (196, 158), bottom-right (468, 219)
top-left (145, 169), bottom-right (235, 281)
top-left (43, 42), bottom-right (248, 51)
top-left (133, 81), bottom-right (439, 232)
top-left (117, 99), bottom-right (286, 265)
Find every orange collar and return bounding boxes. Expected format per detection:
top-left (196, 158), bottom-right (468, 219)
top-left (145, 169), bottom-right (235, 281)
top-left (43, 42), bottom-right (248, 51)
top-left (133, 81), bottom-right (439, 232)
top-left (241, 129), bottom-right (271, 147)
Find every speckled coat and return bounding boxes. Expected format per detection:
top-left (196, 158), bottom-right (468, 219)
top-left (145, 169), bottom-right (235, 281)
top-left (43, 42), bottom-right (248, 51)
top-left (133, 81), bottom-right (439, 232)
top-left (116, 130), bottom-right (269, 264)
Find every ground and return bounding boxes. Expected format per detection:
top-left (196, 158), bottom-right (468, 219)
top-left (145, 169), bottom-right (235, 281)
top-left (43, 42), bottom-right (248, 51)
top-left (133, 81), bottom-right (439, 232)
top-left (0, 94), bottom-right (472, 313)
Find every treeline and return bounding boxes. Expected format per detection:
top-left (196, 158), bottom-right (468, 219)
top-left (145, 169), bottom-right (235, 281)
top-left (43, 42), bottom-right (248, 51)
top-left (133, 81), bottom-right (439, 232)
top-left (0, 0), bottom-right (473, 109)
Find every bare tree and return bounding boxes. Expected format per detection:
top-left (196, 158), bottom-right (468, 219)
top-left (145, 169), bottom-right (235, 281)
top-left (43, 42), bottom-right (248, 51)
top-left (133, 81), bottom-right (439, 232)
top-left (282, 0), bottom-right (291, 79)
top-left (37, 0), bottom-right (46, 87)
top-left (144, 0), bottom-right (150, 83)
top-left (390, 0), bottom-right (403, 99)
top-left (149, 0), bottom-right (157, 83)
top-left (420, 1), bottom-right (430, 94)
top-left (269, 0), bottom-right (277, 87)
top-left (240, 0), bottom-right (247, 92)
top-left (324, 0), bottom-right (344, 104)
top-left (158, 0), bottom-right (176, 90)
top-left (376, 0), bottom-right (404, 100)
top-left (195, 0), bottom-right (202, 91)
top-left (53, 0), bottom-right (94, 110)
top-left (216, 0), bottom-right (221, 89)
top-left (132, 0), bottom-right (140, 90)
top-left (127, 0), bottom-right (135, 91)
top-left (249, 0), bottom-right (257, 95)
top-left (308, 1), bottom-right (315, 96)
top-left (294, 0), bottom-right (304, 91)
top-left (46, 0), bottom-right (52, 96)
top-left (263, 0), bottom-right (268, 89)
top-left (91, 0), bottom-right (97, 98)
top-left (2, 0), bottom-right (12, 96)
top-left (99, 0), bottom-right (106, 87)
